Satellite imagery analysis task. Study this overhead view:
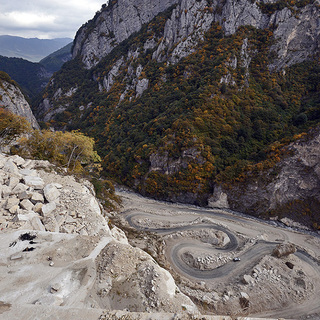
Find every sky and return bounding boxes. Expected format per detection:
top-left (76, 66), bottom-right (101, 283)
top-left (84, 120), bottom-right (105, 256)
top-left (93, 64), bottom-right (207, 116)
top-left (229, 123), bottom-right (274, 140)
top-left (0, 0), bottom-right (106, 39)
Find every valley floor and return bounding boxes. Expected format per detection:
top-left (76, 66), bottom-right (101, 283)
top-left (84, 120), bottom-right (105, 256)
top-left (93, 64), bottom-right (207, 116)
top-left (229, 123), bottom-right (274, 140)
top-left (115, 189), bottom-right (320, 319)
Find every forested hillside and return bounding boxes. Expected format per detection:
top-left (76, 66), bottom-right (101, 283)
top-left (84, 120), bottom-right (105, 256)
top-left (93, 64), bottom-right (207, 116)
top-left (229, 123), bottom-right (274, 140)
top-left (0, 56), bottom-right (50, 99)
top-left (35, 0), bottom-right (320, 213)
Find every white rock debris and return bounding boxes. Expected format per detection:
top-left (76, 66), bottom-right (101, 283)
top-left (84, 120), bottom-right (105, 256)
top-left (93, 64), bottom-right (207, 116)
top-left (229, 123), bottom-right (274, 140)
top-left (0, 153), bottom-right (200, 320)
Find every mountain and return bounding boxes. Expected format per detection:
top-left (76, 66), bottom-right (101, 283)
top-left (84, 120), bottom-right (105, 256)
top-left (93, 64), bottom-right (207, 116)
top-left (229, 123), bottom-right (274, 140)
top-left (0, 55), bottom-right (51, 99)
top-left (0, 35), bottom-right (72, 62)
top-left (0, 43), bottom-right (72, 99)
top-left (40, 42), bottom-right (73, 73)
top-left (0, 71), bottom-right (39, 128)
top-left (35, 0), bottom-right (320, 226)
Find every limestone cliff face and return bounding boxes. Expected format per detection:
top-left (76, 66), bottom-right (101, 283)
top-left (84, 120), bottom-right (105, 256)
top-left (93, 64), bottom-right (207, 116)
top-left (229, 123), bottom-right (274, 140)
top-left (72, 0), bottom-right (320, 70)
top-left (72, 0), bottom-right (179, 69)
top-left (209, 128), bottom-right (320, 228)
top-left (36, 0), bottom-right (320, 216)
top-left (0, 79), bottom-right (39, 129)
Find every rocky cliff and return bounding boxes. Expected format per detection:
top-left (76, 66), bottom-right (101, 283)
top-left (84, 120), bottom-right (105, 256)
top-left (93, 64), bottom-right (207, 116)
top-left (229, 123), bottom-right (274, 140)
top-left (72, 0), bottom-right (320, 70)
top-left (72, 0), bottom-right (179, 69)
top-left (0, 75), bottom-right (39, 128)
top-left (209, 128), bottom-right (320, 229)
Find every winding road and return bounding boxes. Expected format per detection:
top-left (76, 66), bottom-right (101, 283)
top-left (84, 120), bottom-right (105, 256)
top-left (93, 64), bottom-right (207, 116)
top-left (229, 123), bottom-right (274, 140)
top-left (117, 189), bottom-right (320, 319)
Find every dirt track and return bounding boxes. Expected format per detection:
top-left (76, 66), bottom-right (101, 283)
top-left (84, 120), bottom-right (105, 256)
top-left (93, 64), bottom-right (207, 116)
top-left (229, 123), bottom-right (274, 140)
top-left (116, 189), bottom-right (320, 319)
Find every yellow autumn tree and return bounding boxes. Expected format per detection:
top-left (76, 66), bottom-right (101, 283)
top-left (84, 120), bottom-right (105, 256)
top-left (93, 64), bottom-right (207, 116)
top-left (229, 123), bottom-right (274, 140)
top-left (18, 129), bottom-right (101, 172)
top-left (0, 108), bottom-right (31, 149)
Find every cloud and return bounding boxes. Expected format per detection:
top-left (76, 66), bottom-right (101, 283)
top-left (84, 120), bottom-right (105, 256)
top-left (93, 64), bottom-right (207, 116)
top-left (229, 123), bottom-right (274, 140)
top-left (0, 0), bottom-right (105, 39)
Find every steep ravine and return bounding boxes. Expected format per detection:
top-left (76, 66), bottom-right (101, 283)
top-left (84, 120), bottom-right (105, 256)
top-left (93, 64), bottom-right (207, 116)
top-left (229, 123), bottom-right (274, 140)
top-left (34, 0), bottom-right (320, 228)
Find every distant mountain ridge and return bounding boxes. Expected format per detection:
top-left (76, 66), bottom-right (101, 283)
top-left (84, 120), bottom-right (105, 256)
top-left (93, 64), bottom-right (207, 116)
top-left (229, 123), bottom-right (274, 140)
top-left (40, 43), bottom-right (73, 73)
top-left (0, 35), bottom-right (72, 62)
top-left (0, 42), bottom-right (72, 99)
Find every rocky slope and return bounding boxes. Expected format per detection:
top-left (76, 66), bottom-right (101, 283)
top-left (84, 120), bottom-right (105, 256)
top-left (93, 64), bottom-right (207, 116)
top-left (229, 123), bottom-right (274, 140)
top-left (0, 74), bottom-right (39, 128)
top-left (0, 153), bottom-right (203, 319)
top-left (209, 128), bottom-right (320, 228)
top-left (40, 0), bottom-right (320, 119)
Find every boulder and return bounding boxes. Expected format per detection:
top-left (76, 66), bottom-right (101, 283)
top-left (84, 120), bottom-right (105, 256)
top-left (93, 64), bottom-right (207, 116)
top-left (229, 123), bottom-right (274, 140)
top-left (242, 274), bottom-right (255, 285)
top-left (19, 169), bottom-right (38, 177)
top-left (44, 184), bottom-right (60, 202)
top-left (5, 197), bottom-right (20, 210)
top-left (3, 160), bottom-right (19, 175)
top-left (8, 204), bottom-right (19, 214)
top-left (42, 214), bottom-right (59, 232)
top-left (12, 183), bottom-right (28, 195)
top-left (31, 192), bottom-right (44, 203)
top-left (23, 176), bottom-right (45, 189)
top-left (7, 176), bottom-right (20, 189)
top-left (30, 216), bottom-right (46, 231)
top-left (20, 199), bottom-right (34, 211)
top-left (10, 155), bottom-right (25, 166)
top-left (18, 191), bottom-right (31, 200)
top-left (0, 185), bottom-right (11, 199)
top-left (41, 202), bottom-right (56, 216)
top-left (33, 202), bottom-right (44, 213)
top-left (21, 159), bottom-right (33, 168)
top-left (273, 243), bottom-right (296, 258)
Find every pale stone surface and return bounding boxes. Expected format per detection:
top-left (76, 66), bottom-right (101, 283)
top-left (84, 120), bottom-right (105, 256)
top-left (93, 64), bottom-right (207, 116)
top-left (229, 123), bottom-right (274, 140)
top-left (5, 197), bottom-right (20, 210)
top-left (0, 79), bottom-right (39, 129)
top-left (7, 176), bottom-right (20, 189)
top-left (44, 184), bottom-right (60, 202)
top-left (11, 155), bottom-right (25, 166)
top-left (12, 183), bottom-right (28, 195)
top-left (3, 160), bottom-right (19, 175)
top-left (41, 202), bottom-right (57, 216)
top-left (20, 199), bottom-right (34, 211)
top-left (23, 176), bottom-right (45, 189)
top-left (33, 202), bottom-right (43, 213)
top-left (72, 0), bottom-right (179, 69)
top-left (31, 192), bottom-right (44, 203)
top-left (19, 169), bottom-right (38, 177)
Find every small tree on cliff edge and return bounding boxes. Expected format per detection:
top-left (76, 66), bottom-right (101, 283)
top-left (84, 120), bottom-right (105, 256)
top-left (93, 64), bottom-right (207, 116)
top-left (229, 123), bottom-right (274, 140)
top-left (18, 129), bottom-right (101, 172)
top-left (0, 108), bottom-right (31, 150)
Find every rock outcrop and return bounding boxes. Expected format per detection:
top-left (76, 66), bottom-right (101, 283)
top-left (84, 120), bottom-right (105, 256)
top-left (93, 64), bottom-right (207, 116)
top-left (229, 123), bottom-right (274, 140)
top-left (72, 0), bottom-right (320, 70)
top-left (0, 77), bottom-right (39, 128)
top-left (72, 0), bottom-right (179, 69)
top-left (209, 128), bottom-right (320, 227)
top-left (273, 243), bottom-right (296, 258)
top-left (0, 153), bottom-right (199, 319)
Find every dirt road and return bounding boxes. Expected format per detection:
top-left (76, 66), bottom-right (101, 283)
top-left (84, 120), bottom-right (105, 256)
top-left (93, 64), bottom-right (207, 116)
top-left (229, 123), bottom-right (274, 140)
top-left (116, 189), bottom-right (320, 319)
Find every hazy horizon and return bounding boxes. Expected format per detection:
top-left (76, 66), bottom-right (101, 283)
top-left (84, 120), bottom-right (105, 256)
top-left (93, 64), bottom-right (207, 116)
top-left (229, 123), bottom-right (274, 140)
top-left (0, 0), bottom-right (107, 39)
